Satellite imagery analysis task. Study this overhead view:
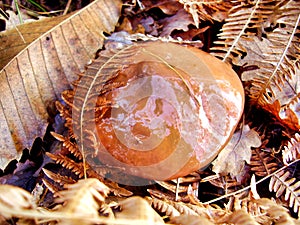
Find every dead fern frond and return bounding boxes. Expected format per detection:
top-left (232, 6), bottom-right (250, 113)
top-left (269, 170), bottom-right (300, 216)
top-left (218, 209), bottom-right (260, 225)
top-left (43, 168), bottom-right (76, 187)
top-left (282, 133), bottom-right (300, 165)
top-left (46, 152), bottom-right (85, 177)
top-left (147, 196), bottom-right (229, 222)
top-left (55, 178), bottom-right (109, 216)
top-left (168, 200), bottom-right (200, 216)
top-left (146, 196), bottom-right (181, 217)
top-left (116, 196), bottom-right (164, 224)
top-left (51, 132), bottom-right (83, 160)
top-left (212, 0), bottom-right (284, 63)
top-left (156, 173), bottom-right (201, 195)
top-left (248, 12), bottom-right (300, 107)
top-left (250, 148), bottom-right (279, 176)
top-left (170, 214), bottom-right (215, 225)
top-left (255, 198), bottom-right (299, 224)
top-left (209, 174), bottom-right (243, 189)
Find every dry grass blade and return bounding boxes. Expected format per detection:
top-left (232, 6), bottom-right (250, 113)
top-left (0, 0), bottom-right (122, 169)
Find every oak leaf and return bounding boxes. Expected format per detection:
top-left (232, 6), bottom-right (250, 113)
top-left (212, 125), bottom-right (261, 179)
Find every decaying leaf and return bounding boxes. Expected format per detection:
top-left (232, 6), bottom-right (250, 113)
top-left (4, 10), bottom-right (43, 30)
top-left (0, 184), bottom-right (36, 218)
top-left (170, 214), bottom-right (214, 225)
top-left (179, 0), bottom-right (233, 25)
top-left (55, 178), bottom-right (110, 217)
top-left (160, 9), bottom-right (195, 37)
top-left (116, 196), bottom-right (164, 224)
top-left (140, 0), bottom-right (183, 15)
top-left (0, 0), bottom-right (122, 169)
top-left (212, 125), bottom-right (261, 179)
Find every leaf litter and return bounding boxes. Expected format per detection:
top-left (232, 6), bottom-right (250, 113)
top-left (0, 0), bottom-right (300, 224)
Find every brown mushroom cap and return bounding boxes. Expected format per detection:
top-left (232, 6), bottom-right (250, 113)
top-left (80, 42), bottom-right (244, 181)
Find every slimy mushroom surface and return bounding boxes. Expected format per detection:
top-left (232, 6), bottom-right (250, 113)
top-left (69, 41), bottom-right (244, 182)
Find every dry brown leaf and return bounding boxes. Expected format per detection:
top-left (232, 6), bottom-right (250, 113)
top-left (0, 0), bottom-right (122, 169)
top-left (141, 0), bottom-right (182, 15)
top-left (160, 9), bottom-right (195, 37)
top-left (212, 125), bottom-right (261, 179)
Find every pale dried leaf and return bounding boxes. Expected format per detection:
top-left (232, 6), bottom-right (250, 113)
top-left (4, 10), bottom-right (44, 30)
top-left (255, 198), bottom-right (298, 225)
top-left (227, 209), bottom-right (260, 225)
top-left (170, 214), bottom-right (214, 225)
top-left (116, 196), bottom-right (165, 224)
top-left (212, 125), bottom-right (261, 179)
top-left (55, 178), bottom-right (109, 217)
top-left (0, 0), bottom-right (122, 169)
top-left (0, 184), bottom-right (35, 218)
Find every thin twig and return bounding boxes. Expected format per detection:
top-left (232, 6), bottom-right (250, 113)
top-left (63, 0), bottom-right (72, 15)
top-left (203, 159), bottom-right (300, 204)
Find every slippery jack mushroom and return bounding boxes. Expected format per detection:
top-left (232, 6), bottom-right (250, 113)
top-left (58, 41), bottom-right (244, 182)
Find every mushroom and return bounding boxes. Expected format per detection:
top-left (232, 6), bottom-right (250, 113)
top-left (64, 41), bottom-right (244, 182)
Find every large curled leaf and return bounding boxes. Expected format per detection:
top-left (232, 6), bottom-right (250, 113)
top-left (0, 0), bottom-right (122, 169)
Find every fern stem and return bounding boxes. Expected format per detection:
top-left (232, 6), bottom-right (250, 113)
top-left (258, 14), bottom-right (300, 101)
top-left (222, 0), bottom-right (261, 62)
top-left (203, 159), bottom-right (300, 205)
top-left (76, 45), bottom-right (132, 179)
